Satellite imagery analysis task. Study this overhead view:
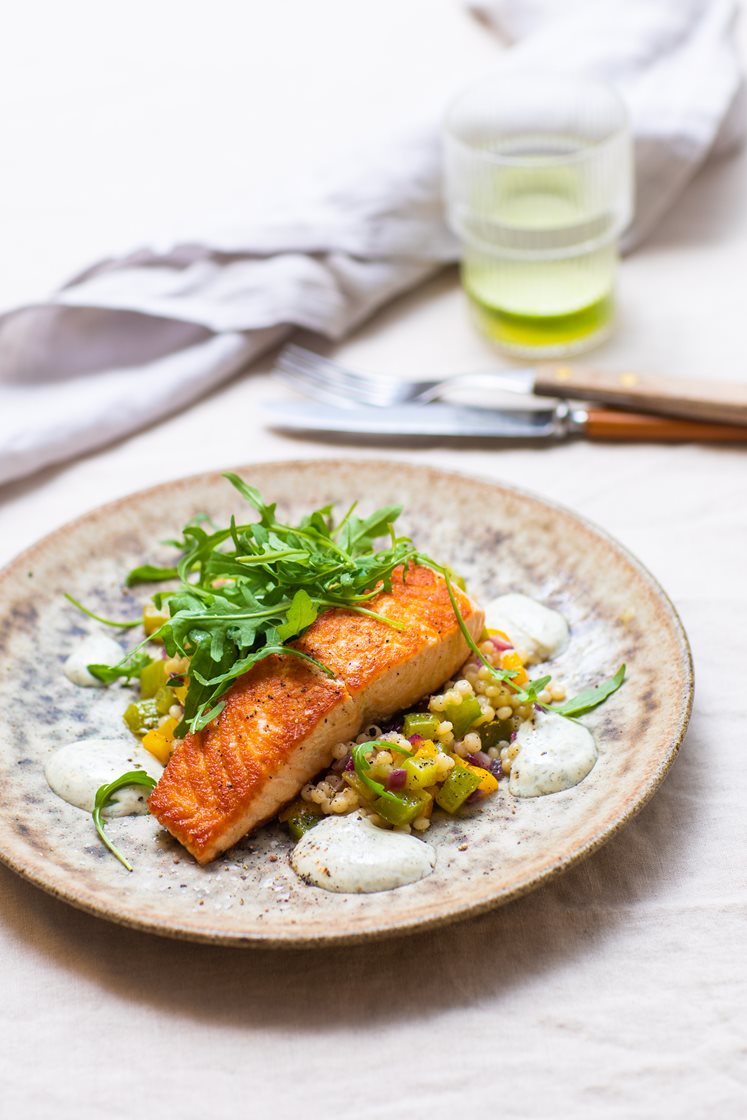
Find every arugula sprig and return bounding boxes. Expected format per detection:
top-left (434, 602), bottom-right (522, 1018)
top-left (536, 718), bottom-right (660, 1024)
top-left (92, 770), bottom-right (158, 871)
top-left (89, 475), bottom-right (423, 735)
top-left (551, 665), bottom-right (626, 717)
top-left (351, 741), bottom-right (413, 806)
top-left (87, 651), bottom-right (154, 685)
top-left (63, 592), bottom-right (141, 630)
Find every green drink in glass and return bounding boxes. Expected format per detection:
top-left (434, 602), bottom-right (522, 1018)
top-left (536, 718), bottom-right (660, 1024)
top-left (444, 76), bottom-right (633, 357)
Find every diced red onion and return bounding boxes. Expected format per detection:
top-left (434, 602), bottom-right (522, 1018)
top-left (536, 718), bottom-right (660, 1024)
top-left (466, 790), bottom-right (483, 804)
top-left (510, 730), bottom-right (517, 742)
top-left (466, 750), bottom-right (492, 770)
top-left (408, 734), bottom-right (424, 745)
top-left (386, 768), bottom-right (407, 791)
top-left (488, 634), bottom-right (513, 652)
top-left (344, 755), bottom-right (355, 772)
top-left (489, 760), bottom-right (503, 778)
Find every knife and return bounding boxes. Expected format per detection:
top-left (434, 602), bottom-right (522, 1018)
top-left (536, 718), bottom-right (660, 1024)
top-left (264, 400), bottom-right (747, 442)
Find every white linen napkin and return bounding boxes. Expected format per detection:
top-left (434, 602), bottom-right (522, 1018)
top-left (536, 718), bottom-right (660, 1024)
top-left (0, 0), bottom-right (742, 487)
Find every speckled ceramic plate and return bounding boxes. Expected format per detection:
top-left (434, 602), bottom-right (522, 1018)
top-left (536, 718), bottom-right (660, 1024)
top-left (0, 460), bottom-right (692, 946)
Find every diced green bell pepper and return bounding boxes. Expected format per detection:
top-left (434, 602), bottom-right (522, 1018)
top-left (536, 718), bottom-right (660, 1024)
top-left (123, 699), bottom-right (160, 738)
top-left (434, 764), bottom-right (482, 813)
top-left (403, 754), bottom-right (440, 791)
top-left (374, 790), bottom-right (432, 827)
top-left (154, 685), bottom-right (176, 716)
top-left (139, 658), bottom-right (168, 699)
top-left (403, 712), bottom-right (441, 740)
top-left (478, 718), bottom-right (514, 750)
top-left (287, 810), bottom-right (323, 841)
top-left (443, 696), bottom-right (482, 739)
top-left (343, 771), bottom-right (376, 804)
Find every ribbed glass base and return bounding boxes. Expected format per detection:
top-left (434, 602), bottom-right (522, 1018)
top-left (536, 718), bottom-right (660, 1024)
top-left (467, 288), bottom-right (615, 358)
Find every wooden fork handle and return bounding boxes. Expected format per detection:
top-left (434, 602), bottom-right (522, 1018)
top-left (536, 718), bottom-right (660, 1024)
top-left (535, 365), bottom-right (747, 427)
top-left (583, 408), bottom-right (747, 442)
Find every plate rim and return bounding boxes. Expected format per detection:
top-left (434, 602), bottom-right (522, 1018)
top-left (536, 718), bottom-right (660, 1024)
top-left (0, 458), bottom-right (694, 947)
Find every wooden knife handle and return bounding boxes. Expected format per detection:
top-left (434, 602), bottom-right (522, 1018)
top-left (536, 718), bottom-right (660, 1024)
top-left (584, 408), bottom-right (747, 442)
top-left (535, 365), bottom-right (747, 426)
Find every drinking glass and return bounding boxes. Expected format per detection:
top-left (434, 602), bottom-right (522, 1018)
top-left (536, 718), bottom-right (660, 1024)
top-left (443, 74), bottom-right (633, 357)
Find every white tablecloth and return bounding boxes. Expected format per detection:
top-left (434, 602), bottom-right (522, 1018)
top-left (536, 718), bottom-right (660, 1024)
top-left (0, 3), bottom-right (745, 1117)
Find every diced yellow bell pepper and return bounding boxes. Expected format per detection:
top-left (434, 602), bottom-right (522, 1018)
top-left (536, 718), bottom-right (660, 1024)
top-left (415, 740), bottom-right (438, 758)
top-left (486, 627), bottom-right (512, 644)
top-left (454, 756), bottom-right (499, 795)
top-left (474, 767), bottom-right (499, 795)
top-left (142, 716), bottom-right (179, 765)
top-left (164, 655), bottom-right (190, 675)
top-left (143, 601), bottom-right (169, 637)
top-left (173, 684), bottom-right (189, 705)
top-left (501, 650), bottom-right (528, 687)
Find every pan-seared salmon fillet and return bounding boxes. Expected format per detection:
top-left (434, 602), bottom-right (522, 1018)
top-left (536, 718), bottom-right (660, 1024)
top-left (148, 564), bottom-right (484, 863)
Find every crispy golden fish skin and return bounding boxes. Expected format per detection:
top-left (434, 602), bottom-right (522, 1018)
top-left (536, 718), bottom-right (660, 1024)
top-left (148, 565), bottom-right (484, 863)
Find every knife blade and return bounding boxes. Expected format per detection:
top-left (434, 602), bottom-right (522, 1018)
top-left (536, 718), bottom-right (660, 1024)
top-left (264, 400), bottom-right (747, 443)
top-left (264, 400), bottom-right (574, 440)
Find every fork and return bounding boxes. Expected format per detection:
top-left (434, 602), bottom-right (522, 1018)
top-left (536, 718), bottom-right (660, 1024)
top-left (275, 343), bottom-right (747, 427)
top-left (275, 344), bottom-right (531, 408)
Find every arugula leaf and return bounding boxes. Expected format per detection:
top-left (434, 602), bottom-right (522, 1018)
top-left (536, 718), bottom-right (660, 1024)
top-left (87, 651), bottom-right (153, 685)
top-left (64, 593), bottom-right (141, 629)
top-left (551, 665), bottom-right (626, 718)
top-left (191, 700), bottom-right (226, 732)
top-left (125, 565), bottom-right (179, 586)
top-left (160, 512), bottom-right (215, 550)
top-left (92, 770), bottom-right (158, 871)
top-left (223, 472), bottom-right (276, 523)
top-left (337, 505), bottom-right (402, 555)
top-left (513, 675), bottom-right (553, 706)
top-left (276, 589), bottom-right (319, 641)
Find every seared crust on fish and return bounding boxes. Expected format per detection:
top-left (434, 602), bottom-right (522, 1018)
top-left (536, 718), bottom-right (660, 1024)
top-left (148, 564), bottom-right (484, 863)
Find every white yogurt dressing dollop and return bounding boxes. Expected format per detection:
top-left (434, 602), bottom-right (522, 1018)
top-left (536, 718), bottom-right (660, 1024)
top-left (63, 633), bottom-right (124, 687)
top-left (484, 593), bottom-right (569, 664)
top-left (291, 811), bottom-right (436, 893)
top-left (45, 739), bottom-right (163, 814)
top-left (509, 710), bottom-right (597, 798)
